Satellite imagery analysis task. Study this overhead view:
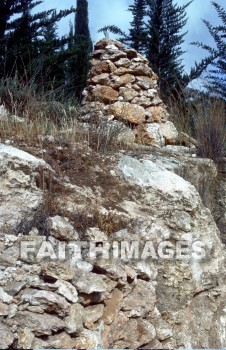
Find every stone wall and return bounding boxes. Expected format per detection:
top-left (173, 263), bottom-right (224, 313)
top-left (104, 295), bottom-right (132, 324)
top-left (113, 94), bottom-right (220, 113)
top-left (82, 39), bottom-right (178, 147)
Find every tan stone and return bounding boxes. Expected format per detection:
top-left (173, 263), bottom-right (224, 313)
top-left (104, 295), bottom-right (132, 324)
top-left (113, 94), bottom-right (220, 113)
top-left (92, 86), bottom-right (119, 103)
top-left (108, 101), bottom-right (146, 124)
top-left (90, 60), bottom-right (116, 76)
top-left (101, 47), bottom-right (127, 61)
top-left (6, 311), bottom-right (65, 336)
top-left (18, 328), bottom-right (35, 349)
top-left (91, 73), bottom-right (110, 85)
top-left (113, 67), bottom-right (134, 76)
top-left (32, 332), bottom-right (76, 349)
top-left (41, 261), bottom-right (75, 281)
top-left (103, 288), bottom-right (123, 324)
top-left (159, 121), bottom-right (179, 144)
top-left (136, 76), bottom-right (156, 90)
top-left (135, 123), bottom-right (165, 147)
top-left (102, 324), bottom-right (111, 349)
top-left (108, 312), bottom-right (128, 344)
top-left (122, 280), bottom-right (156, 317)
top-left (73, 330), bottom-right (99, 349)
top-left (130, 63), bottom-right (153, 76)
top-left (0, 323), bottom-right (15, 349)
top-left (84, 304), bottom-right (104, 325)
top-left (95, 39), bottom-right (125, 51)
top-left (0, 301), bottom-right (9, 315)
top-left (111, 74), bottom-right (135, 88)
top-left (89, 58), bottom-right (101, 66)
top-left (146, 105), bottom-right (169, 123)
top-left (132, 95), bottom-right (152, 107)
top-left (114, 58), bottom-right (131, 67)
top-left (65, 303), bottom-right (84, 334)
top-left (115, 319), bottom-right (156, 349)
top-left (125, 48), bottom-right (137, 59)
top-left (119, 87), bottom-right (138, 101)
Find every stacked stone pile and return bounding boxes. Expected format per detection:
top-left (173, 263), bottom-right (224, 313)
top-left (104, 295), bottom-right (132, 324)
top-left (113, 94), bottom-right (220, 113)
top-left (82, 39), bottom-right (178, 147)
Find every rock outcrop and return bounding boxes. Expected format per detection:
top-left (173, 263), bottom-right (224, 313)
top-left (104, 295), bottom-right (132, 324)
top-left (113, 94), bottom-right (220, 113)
top-left (0, 144), bottom-right (52, 235)
top-left (82, 39), bottom-right (178, 147)
top-left (0, 143), bottom-right (225, 349)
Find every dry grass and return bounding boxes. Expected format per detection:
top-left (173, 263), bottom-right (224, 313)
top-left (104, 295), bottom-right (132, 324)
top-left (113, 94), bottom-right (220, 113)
top-left (194, 99), bottom-right (225, 161)
top-left (168, 91), bottom-right (225, 161)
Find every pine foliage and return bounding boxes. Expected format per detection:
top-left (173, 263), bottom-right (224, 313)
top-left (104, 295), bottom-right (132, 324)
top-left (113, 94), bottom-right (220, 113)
top-left (192, 1), bottom-right (226, 100)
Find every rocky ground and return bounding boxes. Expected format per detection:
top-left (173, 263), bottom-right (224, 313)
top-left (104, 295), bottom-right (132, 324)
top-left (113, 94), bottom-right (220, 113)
top-left (0, 136), bottom-right (225, 349)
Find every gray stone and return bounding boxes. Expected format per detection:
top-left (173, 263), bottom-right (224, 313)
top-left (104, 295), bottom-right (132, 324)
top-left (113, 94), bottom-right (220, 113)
top-left (65, 303), bottom-right (84, 334)
top-left (6, 311), bottom-right (65, 336)
top-left (0, 323), bottom-right (15, 349)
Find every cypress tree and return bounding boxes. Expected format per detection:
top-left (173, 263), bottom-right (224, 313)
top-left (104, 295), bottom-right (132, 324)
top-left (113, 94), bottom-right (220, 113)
top-left (145, 0), bottom-right (192, 97)
top-left (0, 0), bottom-right (23, 77)
top-left (70, 0), bottom-right (92, 101)
top-left (4, 0), bottom-right (74, 83)
top-left (125, 0), bottom-right (147, 53)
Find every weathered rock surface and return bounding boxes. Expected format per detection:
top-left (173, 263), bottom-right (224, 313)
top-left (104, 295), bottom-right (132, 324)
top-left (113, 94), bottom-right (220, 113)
top-left (0, 141), bottom-right (225, 349)
top-left (0, 323), bottom-right (15, 349)
top-left (6, 311), bottom-right (65, 336)
top-left (0, 144), bottom-right (52, 234)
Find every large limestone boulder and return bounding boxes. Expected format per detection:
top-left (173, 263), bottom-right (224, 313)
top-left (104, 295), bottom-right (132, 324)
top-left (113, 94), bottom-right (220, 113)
top-left (0, 144), bottom-right (52, 234)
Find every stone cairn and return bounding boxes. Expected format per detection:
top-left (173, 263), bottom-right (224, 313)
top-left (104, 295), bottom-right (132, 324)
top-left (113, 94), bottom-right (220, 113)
top-left (82, 39), bottom-right (178, 147)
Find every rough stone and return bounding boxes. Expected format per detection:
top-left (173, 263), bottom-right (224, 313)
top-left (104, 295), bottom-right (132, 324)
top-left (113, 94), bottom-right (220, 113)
top-left (32, 332), bottom-right (76, 349)
top-left (135, 123), bottom-right (165, 146)
top-left (65, 303), bottom-right (84, 334)
top-left (73, 329), bottom-right (100, 349)
top-left (17, 327), bottom-right (35, 349)
top-left (113, 318), bottom-right (156, 349)
top-left (0, 301), bottom-right (9, 315)
top-left (108, 101), bottom-right (146, 124)
top-left (0, 323), bottom-right (15, 349)
top-left (41, 261), bottom-right (75, 281)
top-left (119, 87), bottom-right (138, 101)
top-left (91, 73), bottom-right (110, 85)
top-left (19, 288), bottom-right (70, 316)
top-left (92, 86), bottom-right (119, 103)
top-left (110, 73), bottom-right (135, 87)
top-left (46, 215), bottom-right (78, 241)
top-left (146, 105), bottom-right (169, 122)
top-left (73, 272), bottom-right (107, 294)
top-left (0, 144), bottom-right (51, 234)
top-left (54, 280), bottom-right (78, 303)
top-left (90, 60), bottom-right (116, 76)
top-left (84, 304), bottom-right (104, 325)
top-left (160, 121), bottom-right (179, 144)
top-left (6, 311), bottom-right (65, 336)
top-left (103, 288), bottom-right (123, 324)
top-left (136, 76), bottom-right (157, 90)
top-left (122, 280), bottom-right (156, 317)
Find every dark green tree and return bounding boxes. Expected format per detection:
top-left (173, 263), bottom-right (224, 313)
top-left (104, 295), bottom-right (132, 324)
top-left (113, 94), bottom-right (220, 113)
top-left (125, 0), bottom-right (147, 52)
top-left (145, 0), bottom-right (192, 97)
top-left (0, 0), bottom-right (23, 77)
top-left (192, 1), bottom-right (226, 100)
top-left (69, 0), bottom-right (92, 101)
top-left (4, 0), bottom-right (74, 83)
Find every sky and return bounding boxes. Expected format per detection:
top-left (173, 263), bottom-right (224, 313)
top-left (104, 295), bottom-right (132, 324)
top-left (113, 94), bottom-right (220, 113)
top-left (37, 0), bottom-right (225, 79)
